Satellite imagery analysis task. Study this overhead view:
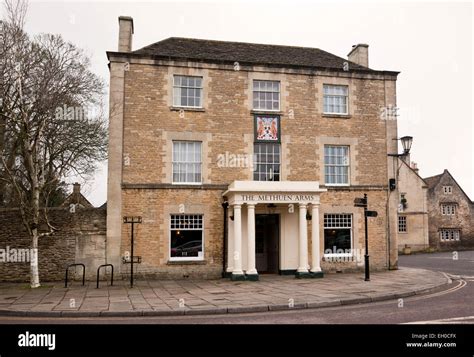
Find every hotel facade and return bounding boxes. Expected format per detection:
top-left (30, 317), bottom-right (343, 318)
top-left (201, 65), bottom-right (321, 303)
top-left (106, 16), bottom-right (400, 280)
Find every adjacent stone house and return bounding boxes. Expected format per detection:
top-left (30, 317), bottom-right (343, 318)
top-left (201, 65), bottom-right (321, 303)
top-left (106, 16), bottom-right (401, 280)
top-left (396, 159), bottom-right (429, 253)
top-left (424, 170), bottom-right (474, 250)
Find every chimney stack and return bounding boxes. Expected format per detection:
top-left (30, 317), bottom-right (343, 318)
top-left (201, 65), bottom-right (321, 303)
top-left (73, 182), bottom-right (81, 194)
top-left (118, 16), bottom-right (134, 52)
top-left (347, 44), bottom-right (369, 68)
top-left (411, 162), bottom-right (419, 174)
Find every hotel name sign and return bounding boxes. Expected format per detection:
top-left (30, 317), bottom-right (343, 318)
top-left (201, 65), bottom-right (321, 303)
top-left (240, 194), bottom-right (315, 202)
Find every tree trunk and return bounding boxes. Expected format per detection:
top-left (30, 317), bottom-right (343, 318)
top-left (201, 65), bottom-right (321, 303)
top-left (30, 158), bottom-right (41, 288)
top-left (30, 229), bottom-right (40, 288)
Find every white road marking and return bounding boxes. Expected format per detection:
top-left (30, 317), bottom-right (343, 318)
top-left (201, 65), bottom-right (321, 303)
top-left (425, 257), bottom-right (474, 261)
top-left (403, 315), bottom-right (474, 324)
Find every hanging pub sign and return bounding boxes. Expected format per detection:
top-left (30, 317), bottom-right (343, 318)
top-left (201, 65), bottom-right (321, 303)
top-left (254, 115), bottom-right (280, 142)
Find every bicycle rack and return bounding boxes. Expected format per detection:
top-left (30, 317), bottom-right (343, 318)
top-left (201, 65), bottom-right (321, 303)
top-left (64, 263), bottom-right (85, 288)
top-left (96, 264), bottom-right (114, 289)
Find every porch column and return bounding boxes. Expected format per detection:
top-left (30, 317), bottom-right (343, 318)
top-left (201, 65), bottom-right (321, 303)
top-left (297, 203), bottom-right (309, 275)
top-left (246, 203), bottom-right (258, 280)
top-left (232, 204), bottom-right (245, 280)
top-left (310, 203), bottom-right (323, 276)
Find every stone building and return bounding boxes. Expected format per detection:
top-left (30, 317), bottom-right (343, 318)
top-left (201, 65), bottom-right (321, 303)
top-left (424, 170), bottom-right (474, 250)
top-left (106, 16), bottom-right (401, 280)
top-left (395, 158), bottom-right (429, 253)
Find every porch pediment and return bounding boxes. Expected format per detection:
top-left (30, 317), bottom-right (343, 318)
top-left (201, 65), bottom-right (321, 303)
top-left (223, 181), bottom-right (326, 205)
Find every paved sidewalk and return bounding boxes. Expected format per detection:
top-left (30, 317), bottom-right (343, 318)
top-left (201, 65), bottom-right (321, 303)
top-left (0, 267), bottom-right (450, 317)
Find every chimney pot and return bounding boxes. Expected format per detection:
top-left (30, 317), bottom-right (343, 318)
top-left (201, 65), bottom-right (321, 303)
top-left (347, 43), bottom-right (369, 68)
top-left (118, 16), bottom-right (134, 52)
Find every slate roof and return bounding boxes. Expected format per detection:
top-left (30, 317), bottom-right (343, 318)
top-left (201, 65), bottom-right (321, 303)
top-left (110, 37), bottom-right (398, 74)
top-left (423, 173), bottom-right (443, 189)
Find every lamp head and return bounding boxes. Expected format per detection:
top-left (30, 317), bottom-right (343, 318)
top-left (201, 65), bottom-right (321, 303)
top-left (400, 136), bottom-right (413, 154)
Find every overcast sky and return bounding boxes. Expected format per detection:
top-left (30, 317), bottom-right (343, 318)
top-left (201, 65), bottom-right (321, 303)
top-left (6, 0), bottom-right (472, 205)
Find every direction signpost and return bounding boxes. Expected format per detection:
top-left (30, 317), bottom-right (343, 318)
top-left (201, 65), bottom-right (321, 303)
top-left (123, 216), bottom-right (142, 287)
top-left (354, 194), bottom-right (377, 282)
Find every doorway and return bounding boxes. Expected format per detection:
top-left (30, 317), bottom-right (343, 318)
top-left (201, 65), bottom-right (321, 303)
top-left (255, 214), bottom-right (280, 274)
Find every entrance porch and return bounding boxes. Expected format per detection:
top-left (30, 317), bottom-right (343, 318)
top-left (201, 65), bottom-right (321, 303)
top-left (223, 181), bottom-right (327, 280)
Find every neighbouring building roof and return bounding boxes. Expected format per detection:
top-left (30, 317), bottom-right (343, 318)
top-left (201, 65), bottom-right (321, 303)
top-left (399, 159), bottom-right (428, 187)
top-left (423, 173), bottom-right (443, 189)
top-left (61, 183), bottom-right (94, 209)
top-left (110, 37), bottom-right (399, 75)
top-left (424, 169), bottom-right (473, 204)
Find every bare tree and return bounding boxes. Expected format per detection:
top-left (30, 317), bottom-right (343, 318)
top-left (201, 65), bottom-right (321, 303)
top-left (0, 0), bottom-right (107, 287)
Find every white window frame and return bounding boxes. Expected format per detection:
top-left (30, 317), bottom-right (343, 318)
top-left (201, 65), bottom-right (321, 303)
top-left (323, 214), bottom-right (353, 258)
top-left (253, 142), bottom-right (281, 181)
top-left (443, 186), bottom-right (453, 194)
top-left (173, 75), bottom-right (203, 108)
top-left (398, 216), bottom-right (407, 233)
top-left (253, 80), bottom-right (281, 112)
top-left (324, 145), bottom-right (350, 186)
top-left (169, 214), bottom-right (204, 261)
top-left (323, 84), bottom-right (349, 115)
top-left (441, 204), bottom-right (456, 216)
top-left (172, 141), bottom-right (202, 185)
top-left (440, 229), bottom-right (460, 242)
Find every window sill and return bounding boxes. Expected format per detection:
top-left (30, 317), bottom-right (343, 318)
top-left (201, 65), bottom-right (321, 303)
top-left (322, 113), bottom-right (351, 119)
top-left (170, 106), bottom-right (205, 112)
top-left (167, 260), bottom-right (207, 265)
top-left (171, 182), bottom-right (203, 186)
top-left (251, 110), bottom-right (283, 116)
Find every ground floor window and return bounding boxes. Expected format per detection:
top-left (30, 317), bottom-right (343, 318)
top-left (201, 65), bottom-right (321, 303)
top-left (170, 214), bottom-right (203, 260)
top-left (323, 214), bottom-right (352, 255)
top-left (398, 216), bottom-right (407, 233)
top-left (440, 229), bottom-right (460, 242)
